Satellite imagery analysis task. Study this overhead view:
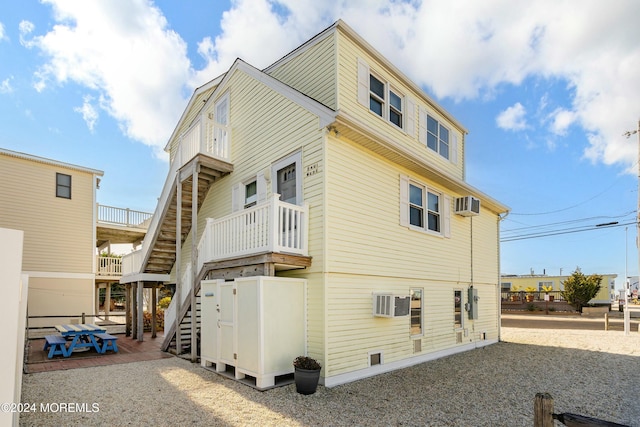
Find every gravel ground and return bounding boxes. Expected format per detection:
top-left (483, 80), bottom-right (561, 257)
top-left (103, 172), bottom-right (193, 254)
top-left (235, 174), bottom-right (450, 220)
top-left (19, 327), bottom-right (640, 426)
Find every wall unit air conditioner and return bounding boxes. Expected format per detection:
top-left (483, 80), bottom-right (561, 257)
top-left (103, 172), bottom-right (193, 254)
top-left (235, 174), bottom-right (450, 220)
top-left (373, 293), bottom-right (410, 317)
top-left (455, 196), bottom-right (480, 216)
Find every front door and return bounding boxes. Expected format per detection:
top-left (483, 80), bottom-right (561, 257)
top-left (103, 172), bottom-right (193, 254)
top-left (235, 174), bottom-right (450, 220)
top-left (277, 162), bottom-right (297, 204)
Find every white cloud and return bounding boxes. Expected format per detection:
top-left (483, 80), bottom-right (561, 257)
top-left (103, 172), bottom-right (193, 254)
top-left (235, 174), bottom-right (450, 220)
top-left (548, 108), bottom-right (576, 136)
top-left (0, 77), bottom-right (13, 94)
top-left (0, 22), bottom-right (7, 41)
top-left (74, 95), bottom-right (99, 131)
top-left (497, 103), bottom-right (527, 131)
top-left (22, 0), bottom-right (191, 153)
top-left (18, 20), bottom-right (35, 46)
top-left (22, 0), bottom-right (640, 172)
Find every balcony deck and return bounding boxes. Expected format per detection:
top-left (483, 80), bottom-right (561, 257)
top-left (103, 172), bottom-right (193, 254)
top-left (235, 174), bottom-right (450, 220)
top-left (96, 204), bottom-right (153, 247)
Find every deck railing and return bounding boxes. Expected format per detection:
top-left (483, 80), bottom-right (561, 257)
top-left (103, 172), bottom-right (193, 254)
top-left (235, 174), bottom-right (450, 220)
top-left (97, 204), bottom-right (153, 228)
top-left (96, 256), bottom-right (122, 276)
top-left (121, 250), bottom-right (144, 276)
top-left (134, 116), bottom-right (230, 277)
top-left (197, 194), bottom-right (309, 273)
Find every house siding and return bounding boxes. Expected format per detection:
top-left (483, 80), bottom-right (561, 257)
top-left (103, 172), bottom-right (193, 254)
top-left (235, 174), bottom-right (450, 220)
top-left (266, 34), bottom-right (337, 110)
top-left (322, 134), bottom-right (500, 378)
top-left (335, 28), bottom-right (465, 180)
top-left (171, 66), bottom-right (330, 360)
top-left (0, 154), bottom-right (95, 273)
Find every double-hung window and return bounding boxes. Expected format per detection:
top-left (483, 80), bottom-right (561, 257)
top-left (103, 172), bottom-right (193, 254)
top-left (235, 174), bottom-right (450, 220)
top-left (56, 173), bottom-right (71, 199)
top-left (426, 114), bottom-right (450, 159)
top-left (401, 175), bottom-right (450, 237)
top-left (365, 71), bottom-right (404, 129)
top-left (408, 182), bottom-right (441, 233)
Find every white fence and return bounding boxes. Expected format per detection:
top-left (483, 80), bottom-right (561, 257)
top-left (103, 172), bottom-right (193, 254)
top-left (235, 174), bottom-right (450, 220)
top-left (97, 204), bottom-right (152, 228)
top-left (96, 256), bottom-right (122, 276)
top-left (197, 194), bottom-right (308, 273)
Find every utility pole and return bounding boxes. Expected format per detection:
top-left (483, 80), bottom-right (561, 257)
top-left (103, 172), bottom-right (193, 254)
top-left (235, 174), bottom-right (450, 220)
top-left (623, 119), bottom-right (640, 336)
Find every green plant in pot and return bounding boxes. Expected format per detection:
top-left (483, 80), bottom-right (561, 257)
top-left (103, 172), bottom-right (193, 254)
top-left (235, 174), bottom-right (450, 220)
top-left (293, 356), bottom-right (321, 395)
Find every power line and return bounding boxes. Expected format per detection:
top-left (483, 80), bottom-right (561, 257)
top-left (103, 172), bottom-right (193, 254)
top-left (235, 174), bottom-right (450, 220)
top-left (501, 211), bottom-right (636, 234)
top-left (500, 220), bottom-right (636, 242)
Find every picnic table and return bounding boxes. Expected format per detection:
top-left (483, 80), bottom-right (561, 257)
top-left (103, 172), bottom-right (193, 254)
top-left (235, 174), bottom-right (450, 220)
top-left (44, 324), bottom-right (119, 358)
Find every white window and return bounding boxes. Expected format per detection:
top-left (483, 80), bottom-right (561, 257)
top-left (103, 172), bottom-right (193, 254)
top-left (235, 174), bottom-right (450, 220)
top-left (232, 173), bottom-right (267, 212)
top-left (244, 180), bottom-right (257, 208)
top-left (419, 108), bottom-right (457, 164)
top-left (426, 114), bottom-right (449, 159)
top-left (358, 58), bottom-right (413, 133)
top-left (400, 175), bottom-right (450, 237)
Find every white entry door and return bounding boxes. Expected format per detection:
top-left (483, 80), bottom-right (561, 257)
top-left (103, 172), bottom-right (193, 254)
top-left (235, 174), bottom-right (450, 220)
top-left (218, 282), bottom-right (236, 367)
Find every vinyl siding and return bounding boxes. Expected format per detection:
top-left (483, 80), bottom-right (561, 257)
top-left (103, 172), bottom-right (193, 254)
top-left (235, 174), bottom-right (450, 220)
top-left (27, 277), bottom-right (94, 327)
top-left (266, 34), bottom-right (337, 110)
top-left (171, 67), bottom-right (329, 359)
top-left (0, 154), bottom-right (95, 273)
top-left (335, 27), bottom-right (465, 180)
top-left (323, 135), bottom-right (500, 377)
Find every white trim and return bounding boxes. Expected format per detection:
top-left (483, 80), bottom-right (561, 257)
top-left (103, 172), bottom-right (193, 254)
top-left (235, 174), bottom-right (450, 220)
top-left (0, 148), bottom-right (104, 176)
top-left (405, 97), bottom-right (416, 138)
top-left (323, 339), bottom-right (498, 388)
top-left (119, 273), bottom-right (170, 284)
top-left (357, 58), bottom-right (370, 107)
top-left (205, 60), bottom-right (336, 130)
top-left (271, 151), bottom-right (303, 205)
top-left (23, 271), bottom-right (95, 280)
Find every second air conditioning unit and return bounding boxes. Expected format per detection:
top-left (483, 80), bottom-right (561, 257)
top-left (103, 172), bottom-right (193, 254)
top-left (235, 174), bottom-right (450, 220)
top-left (373, 293), bottom-right (411, 317)
top-left (455, 196), bottom-right (480, 217)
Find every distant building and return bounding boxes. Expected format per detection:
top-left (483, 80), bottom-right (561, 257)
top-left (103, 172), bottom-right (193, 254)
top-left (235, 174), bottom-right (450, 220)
top-left (0, 148), bottom-right (103, 326)
top-left (501, 273), bottom-right (616, 304)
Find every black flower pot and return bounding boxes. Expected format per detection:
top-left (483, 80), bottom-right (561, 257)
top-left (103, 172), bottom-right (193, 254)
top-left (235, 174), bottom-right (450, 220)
top-left (294, 367), bottom-right (321, 395)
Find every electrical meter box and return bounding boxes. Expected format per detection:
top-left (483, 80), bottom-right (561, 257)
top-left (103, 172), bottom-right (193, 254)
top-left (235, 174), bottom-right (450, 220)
top-left (467, 287), bottom-right (478, 320)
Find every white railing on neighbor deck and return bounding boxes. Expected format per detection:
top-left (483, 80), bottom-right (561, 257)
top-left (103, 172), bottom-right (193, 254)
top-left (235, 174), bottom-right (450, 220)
top-left (197, 194), bottom-right (309, 273)
top-left (132, 116), bottom-right (230, 276)
top-left (97, 204), bottom-right (153, 228)
top-left (96, 256), bottom-right (122, 276)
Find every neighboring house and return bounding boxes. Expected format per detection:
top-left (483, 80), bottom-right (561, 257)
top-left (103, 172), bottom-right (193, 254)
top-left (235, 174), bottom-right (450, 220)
top-left (501, 273), bottom-right (616, 305)
top-left (0, 148), bottom-right (151, 329)
top-left (121, 20), bottom-right (509, 388)
top-left (0, 148), bottom-right (103, 327)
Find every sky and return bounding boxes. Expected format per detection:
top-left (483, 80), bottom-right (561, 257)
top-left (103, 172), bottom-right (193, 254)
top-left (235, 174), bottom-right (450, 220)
top-left (1, 0), bottom-right (639, 289)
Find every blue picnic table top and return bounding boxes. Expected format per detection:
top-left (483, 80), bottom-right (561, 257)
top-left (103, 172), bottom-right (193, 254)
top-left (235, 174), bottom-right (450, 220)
top-left (53, 324), bottom-right (107, 356)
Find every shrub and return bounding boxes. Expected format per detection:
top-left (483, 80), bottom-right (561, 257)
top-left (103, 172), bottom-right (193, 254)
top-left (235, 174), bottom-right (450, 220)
top-left (293, 356), bottom-right (321, 370)
top-left (143, 309), bottom-right (164, 331)
top-left (158, 296), bottom-right (172, 309)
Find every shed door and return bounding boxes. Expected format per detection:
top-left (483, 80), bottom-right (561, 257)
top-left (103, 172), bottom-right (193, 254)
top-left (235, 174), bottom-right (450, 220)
top-left (218, 282), bottom-right (236, 366)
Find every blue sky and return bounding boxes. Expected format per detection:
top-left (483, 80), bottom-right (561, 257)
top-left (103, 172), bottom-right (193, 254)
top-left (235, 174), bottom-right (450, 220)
top-left (1, 1), bottom-right (639, 287)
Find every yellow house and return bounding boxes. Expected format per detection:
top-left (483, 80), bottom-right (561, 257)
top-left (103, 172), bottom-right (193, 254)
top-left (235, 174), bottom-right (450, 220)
top-left (122, 20), bottom-right (509, 388)
top-left (0, 148), bottom-right (103, 327)
top-left (501, 273), bottom-right (616, 305)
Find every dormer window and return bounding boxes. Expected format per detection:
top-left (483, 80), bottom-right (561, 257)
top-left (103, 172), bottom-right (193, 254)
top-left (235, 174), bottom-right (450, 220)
top-left (358, 59), bottom-right (405, 131)
top-left (426, 114), bottom-right (450, 159)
